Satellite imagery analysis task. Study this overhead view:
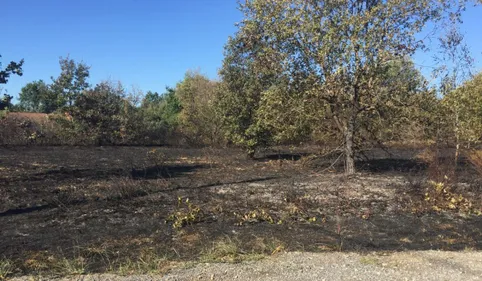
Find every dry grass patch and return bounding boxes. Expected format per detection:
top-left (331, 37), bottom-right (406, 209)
top-left (200, 237), bottom-right (264, 263)
top-left (200, 236), bottom-right (286, 264)
top-left (0, 259), bottom-right (14, 280)
top-left (115, 249), bottom-right (175, 275)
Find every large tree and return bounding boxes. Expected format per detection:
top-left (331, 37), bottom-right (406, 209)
top-left (222, 0), bottom-right (476, 174)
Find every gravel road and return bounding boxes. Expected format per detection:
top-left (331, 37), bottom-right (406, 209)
top-left (11, 251), bottom-right (482, 281)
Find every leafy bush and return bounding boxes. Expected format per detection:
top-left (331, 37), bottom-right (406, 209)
top-left (69, 81), bottom-right (125, 145)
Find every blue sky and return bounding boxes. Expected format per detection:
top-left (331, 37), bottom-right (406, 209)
top-left (2, 0), bottom-right (241, 99)
top-left (2, 1), bottom-right (482, 101)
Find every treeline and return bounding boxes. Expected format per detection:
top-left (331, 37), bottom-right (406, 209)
top-left (1, 57), bottom-right (223, 146)
top-left (2, 0), bottom-right (482, 175)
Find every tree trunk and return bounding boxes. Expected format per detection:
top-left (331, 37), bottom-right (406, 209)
top-left (454, 110), bottom-right (460, 168)
top-left (344, 80), bottom-right (359, 176)
top-left (344, 115), bottom-right (356, 175)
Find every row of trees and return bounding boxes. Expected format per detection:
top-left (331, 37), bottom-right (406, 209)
top-left (3, 57), bottom-right (221, 146)
top-left (17, 56), bottom-right (90, 113)
top-left (3, 0), bottom-right (482, 174)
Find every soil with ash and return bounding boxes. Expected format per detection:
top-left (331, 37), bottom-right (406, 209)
top-left (0, 146), bottom-right (481, 276)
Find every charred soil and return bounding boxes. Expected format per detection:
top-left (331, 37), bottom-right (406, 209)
top-left (0, 146), bottom-right (481, 277)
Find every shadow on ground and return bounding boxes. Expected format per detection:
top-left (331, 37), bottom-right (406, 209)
top-left (356, 158), bottom-right (428, 173)
top-left (1, 164), bottom-right (207, 183)
top-left (131, 164), bottom-right (206, 179)
top-left (256, 153), bottom-right (311, 162)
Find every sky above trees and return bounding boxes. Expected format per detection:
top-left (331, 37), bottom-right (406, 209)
top-left (2, 0), bottom-right (481, 100)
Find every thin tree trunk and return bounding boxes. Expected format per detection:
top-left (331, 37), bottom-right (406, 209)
top-left (344, 79), bottom-right (359, 176)
top-left (345, 115), bottom-right (356, 175)
top-left (454, 110), bottom-right (460, 168)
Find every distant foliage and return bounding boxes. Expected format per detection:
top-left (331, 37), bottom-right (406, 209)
top-left (51, 56), bottom-right (90, 107)
top-left (175, 71), bottom-right (224, 146)
top-left (0, 94), bottom-right (13, 111)
top-left (17, 57), bottom-right (90, 114)
top-left (68, 81), bottom-right (125, 145)
top-left (442, 72), bottom-right (482, 146)
top-left (19, 80), bottom-right (59, 113)
top-left (140, 87), bottom-right (181, 145)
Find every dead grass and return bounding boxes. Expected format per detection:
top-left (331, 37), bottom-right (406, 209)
top-left (55, 257), bottom-right (87, 276)
top-left (199, 236), bottom-right (285, 264)
top-left (246, 237), bottom-right (286, 256)
top-left (200, 237), bottom-right (264, 263)
top-left (11, 247), bottom-right (178, 278)
top-left (114, 178), bottom-right (150, 200)
top-left (0, 259), bottom-right (14, 280)
top-left (114, 250), bottom-right (175, 275)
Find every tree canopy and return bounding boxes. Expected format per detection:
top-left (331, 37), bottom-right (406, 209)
top-left (219, 0), bottom-right (476, 173)
top-left (51, 56), bottom-right (90, 107)
top-left (0, 55), bottom-right (23, 85)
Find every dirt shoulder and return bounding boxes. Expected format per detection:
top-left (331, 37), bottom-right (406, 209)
top-left (10, 251), bottom-right (482, 281)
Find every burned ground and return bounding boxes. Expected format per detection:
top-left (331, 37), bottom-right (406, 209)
top-left (0, 146), bottom-right (481, 276)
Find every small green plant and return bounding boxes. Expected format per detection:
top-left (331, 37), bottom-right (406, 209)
top-left (279, 202), bottom-right (320, 224)
top-left (166, 197), bottom-right (204, 229)
top-left (0, 259), bottom-right (13, 280)
top-left (236, 209), bottom-right (275, 225)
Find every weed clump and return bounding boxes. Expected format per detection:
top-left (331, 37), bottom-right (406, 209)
top-left (166, 197), bottom-right (205, 229)
top-left (199, 236), bottom-right (280, 263)
top-left (236, 209), bottom-right (275, 225)
top-left (423, 180), bottom-right (479, 214)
